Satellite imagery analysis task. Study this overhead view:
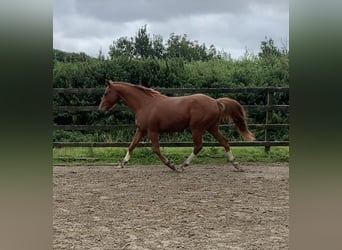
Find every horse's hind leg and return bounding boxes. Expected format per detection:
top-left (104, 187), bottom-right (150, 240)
top-left (181, 130), bottom-right (204, 171)
top-left (121, 128), bottom-right (144, 167)
top-left (148, 131), bottom-right (177, 171)
top-left (208, 127), bottom-right (243, 172)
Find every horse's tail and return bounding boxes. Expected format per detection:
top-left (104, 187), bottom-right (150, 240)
top-left (216, 97), bottom-right (255, 141)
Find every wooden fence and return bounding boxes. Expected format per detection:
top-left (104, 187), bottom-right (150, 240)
top-left (53, 87), bottom-right (289, 150)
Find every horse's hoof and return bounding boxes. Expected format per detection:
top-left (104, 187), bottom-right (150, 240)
top-left (232, 168), bottom-right (245, 172)
top-left (115, 164), bottom-right (124, 169)
top-left (232, 161), bottom-right (240, 168)
top-left (167, 163), bottom-right (177, 172)
top-left (176, 165), bottom-right (185, 173)
top-left (232, 161), bottom-right (244, 172)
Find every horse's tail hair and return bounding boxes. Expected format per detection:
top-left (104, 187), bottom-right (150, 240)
top-left (216, 97), bottom-right (255, 141)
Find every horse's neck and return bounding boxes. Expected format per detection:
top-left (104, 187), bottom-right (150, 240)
top-left (115, 84), bottom-right (154, 112)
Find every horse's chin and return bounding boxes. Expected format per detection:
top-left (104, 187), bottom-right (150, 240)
top-left (104, 104), bottom-right (116, 114)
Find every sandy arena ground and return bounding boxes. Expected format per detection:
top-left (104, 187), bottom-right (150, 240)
top-left (53, 163), bottom-right (289, 249)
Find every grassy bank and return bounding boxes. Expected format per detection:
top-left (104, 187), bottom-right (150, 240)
top-left (53, 146), bottom-right (289, 166)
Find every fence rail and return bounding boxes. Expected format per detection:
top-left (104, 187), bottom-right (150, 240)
top-left (53, 87), bottom-right (289, 149)
top-left (53, 124), bottom-right (289, 131)
top-left (53, 105), bottom-right (289, 112)
top-left (53, 87), bottom-right (289, 94)
top-left (53, 141), bottom-right (289, 148)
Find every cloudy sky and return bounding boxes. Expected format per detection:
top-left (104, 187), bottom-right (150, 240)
top-left (53, 0), bottom-right (288, 59)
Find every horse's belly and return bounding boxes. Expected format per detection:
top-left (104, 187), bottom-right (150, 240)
top-left (158, 115), bottom-right (189, 132)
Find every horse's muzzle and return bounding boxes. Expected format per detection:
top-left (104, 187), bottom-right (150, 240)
top-left (98, 104), bottom-right (115, 114)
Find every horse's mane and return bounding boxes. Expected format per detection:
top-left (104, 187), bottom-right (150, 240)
top-left (108, 80), bottom-right (162, 97)
top-left (126, 82), bottom-right (162, 97)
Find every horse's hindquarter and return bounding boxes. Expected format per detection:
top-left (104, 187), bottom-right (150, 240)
top-left (140, 95), bottom-right (220, 132)
top-left (187, 94), bottom-right (220, 129)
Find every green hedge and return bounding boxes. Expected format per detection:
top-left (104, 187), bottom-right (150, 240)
top-left (53, 54), bottom-right (289, 143)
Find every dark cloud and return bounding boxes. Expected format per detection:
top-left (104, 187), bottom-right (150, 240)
top-left (53, 0), bottom-right (288, 58)
top-left (54, 0), bottom-right (288, 23)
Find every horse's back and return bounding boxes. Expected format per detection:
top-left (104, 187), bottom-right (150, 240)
top-left (143, 94), bottom-right (219, 132)
top-left (162, 94), bottom-right (218, 114)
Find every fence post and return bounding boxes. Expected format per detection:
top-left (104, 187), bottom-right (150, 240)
top-left (264, 89), bottom-right (273, 152)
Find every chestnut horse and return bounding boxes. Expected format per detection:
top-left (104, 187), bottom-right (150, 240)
top-left (99, 80), bottom-right (255, 172)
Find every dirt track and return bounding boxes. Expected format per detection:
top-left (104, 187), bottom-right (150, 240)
top-left (53, 163), bottom-right (289, 250)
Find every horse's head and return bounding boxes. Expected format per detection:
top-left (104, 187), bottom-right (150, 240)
top-left (98, 80), bottom-right (120, 113)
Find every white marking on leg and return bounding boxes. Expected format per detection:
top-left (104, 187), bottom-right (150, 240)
top-left (184, 152), bottom-right (196, 166)
top-left (226, 151), bottom-right (234, 162)
top-left (226, 150), bottom-right (242, 171)
top-left (123, 151), bottom-right (130, 163)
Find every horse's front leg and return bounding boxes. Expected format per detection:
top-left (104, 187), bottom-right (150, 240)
top-left (148, 131), bottom-right (177, 172)
top-left (121, 128), bottom-right (144, 167)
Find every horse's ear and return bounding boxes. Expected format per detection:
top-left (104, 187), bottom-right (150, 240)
top-left (106, 79), bottom-right (111, 86)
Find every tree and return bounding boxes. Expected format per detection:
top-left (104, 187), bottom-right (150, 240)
top-left (165, 33), bottom-right (217, 61)
top-left (258, 37), bottom-right (282, 59)
top-left (134, 25), bottom-right (153, 58)
top-left (151, 34), bottom-right (165, 59)
top-left (109, 37), bottom-right (134, 59)
top-left (97, 48), bottom-right (105, 60)
top-left (53, 49), bottom-right (93, 63)
top-left (108, 26), bottom-right (219, 61)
